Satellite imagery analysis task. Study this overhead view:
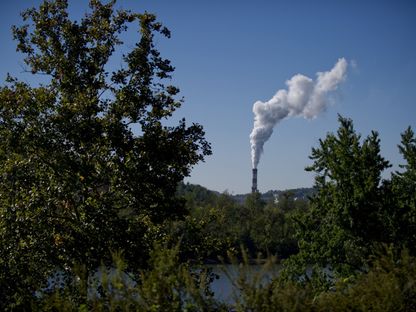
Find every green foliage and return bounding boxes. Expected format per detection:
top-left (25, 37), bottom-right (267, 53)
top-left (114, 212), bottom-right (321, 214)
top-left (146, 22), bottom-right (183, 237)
top-left (254, 192), bottom-right (307, 258)
top-left (391, 127), bottom-right (416, 254)
top-left (36, 245), bottom-right (227, 311)
top-left (316, 247), bottom-right (416, 311)
top-left (135, 245), bottom-right (222, 312)
top-left (282, 116), bottom-right (416, 287)
top-left (32, 245), bottom-right (416, 311)
top-left (288, 115), bottom-right (393, 279)
top-left (0, 0), bottom-right (210, 309)
top-left (217, 246), bottom-right (416, 312)
top-left (166, 213), bottom-right (232, 262)
top-left (177, 182), bottom-right (219, 208)
top-left (174, 185), bottom-right (306, 262)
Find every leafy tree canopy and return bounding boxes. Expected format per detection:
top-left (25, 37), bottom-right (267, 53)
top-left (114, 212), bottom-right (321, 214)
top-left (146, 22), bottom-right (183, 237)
top-left (290, 115), bottom-right (393, 277)
top-left (391, 127), bottom-right (416, 253)
top-left (0, 0), bottom-right (210, 307)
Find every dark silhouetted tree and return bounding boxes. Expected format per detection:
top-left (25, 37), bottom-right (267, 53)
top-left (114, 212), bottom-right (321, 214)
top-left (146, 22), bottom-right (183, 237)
top-left (0, 0), bottom-right (210, 308)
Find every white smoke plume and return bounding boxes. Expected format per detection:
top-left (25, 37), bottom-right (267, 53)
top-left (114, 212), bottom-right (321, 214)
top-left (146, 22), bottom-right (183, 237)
top-left (250, 58), bottom-right (348, 168)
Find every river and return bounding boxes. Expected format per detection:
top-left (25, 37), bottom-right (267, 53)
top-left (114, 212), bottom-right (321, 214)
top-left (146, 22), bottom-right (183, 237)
top-left (207, 264), bottom-right (281, 303)
top-left (44, 263), bottom-right (282, 304)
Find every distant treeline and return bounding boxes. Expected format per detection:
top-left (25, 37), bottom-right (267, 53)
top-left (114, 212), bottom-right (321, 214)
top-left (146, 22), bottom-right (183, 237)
top-left (175, 182), bottom-right (311, 261)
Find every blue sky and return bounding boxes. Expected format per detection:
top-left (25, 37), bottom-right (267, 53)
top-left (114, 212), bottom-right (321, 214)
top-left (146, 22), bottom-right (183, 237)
top-left (1, 0), bottom-right (415, 194)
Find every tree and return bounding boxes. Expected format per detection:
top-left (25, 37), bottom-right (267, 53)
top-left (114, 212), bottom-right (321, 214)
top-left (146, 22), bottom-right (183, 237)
top-left (391, 127), bottom-right (416, 254)
top-left (0, 0), bottom-right (210, 307)
top-left (289, 115), bottom-right (391, 278)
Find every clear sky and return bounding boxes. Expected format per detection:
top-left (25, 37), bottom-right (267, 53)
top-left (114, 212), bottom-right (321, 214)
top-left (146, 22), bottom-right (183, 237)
top-left (1, 0), bottom-right (415, 194)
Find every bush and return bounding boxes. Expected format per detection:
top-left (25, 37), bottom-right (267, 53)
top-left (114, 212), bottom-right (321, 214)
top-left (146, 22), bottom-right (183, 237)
top-left (36, 244), bottom-right (227, 311)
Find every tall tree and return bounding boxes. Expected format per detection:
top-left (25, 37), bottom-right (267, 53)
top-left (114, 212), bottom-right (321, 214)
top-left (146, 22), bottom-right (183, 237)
top-left (0, 0), bottom-right (210, 307)
top-left (290, 115), bottom-right (391, 278)
top-left (391, 127), bottom-right (416, 253)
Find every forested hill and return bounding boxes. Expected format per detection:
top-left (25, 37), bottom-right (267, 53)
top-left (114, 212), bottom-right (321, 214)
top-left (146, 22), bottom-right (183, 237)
top-left (177, 182), bottom-right (315, 204)
top-left (176, 182), bottom-right (312, 261)
top-left (233, 188), bottom-right (315, 204)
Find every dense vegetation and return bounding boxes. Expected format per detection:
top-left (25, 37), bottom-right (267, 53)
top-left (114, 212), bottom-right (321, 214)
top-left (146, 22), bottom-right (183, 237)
top-left (282, 117), bottom-right (416, 283)
top-left (0, 1), bottom-right (415, 310)
top-left (0, 0), bottom-right (211, 308)
top-left (173, 183), bottom-right (308, 261)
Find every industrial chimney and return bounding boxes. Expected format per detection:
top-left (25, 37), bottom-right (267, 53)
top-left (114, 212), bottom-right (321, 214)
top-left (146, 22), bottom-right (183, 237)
top-left (252, 168), bottom-right (258, 193)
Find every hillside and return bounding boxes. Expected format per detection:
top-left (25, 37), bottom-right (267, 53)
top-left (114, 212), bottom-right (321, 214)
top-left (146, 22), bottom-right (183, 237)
top-left (178, 182), bottom-right (315, 204)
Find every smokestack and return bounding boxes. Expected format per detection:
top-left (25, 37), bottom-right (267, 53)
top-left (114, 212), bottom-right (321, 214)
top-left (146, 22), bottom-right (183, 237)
top-left (252, 168), bottom-right (258, 193)
top-left (249, 58), bottom-right (348, 169)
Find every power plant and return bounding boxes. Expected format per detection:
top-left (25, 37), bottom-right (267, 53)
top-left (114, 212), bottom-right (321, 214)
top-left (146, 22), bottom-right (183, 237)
top-left (251, 168), bottom-right (258, 193)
